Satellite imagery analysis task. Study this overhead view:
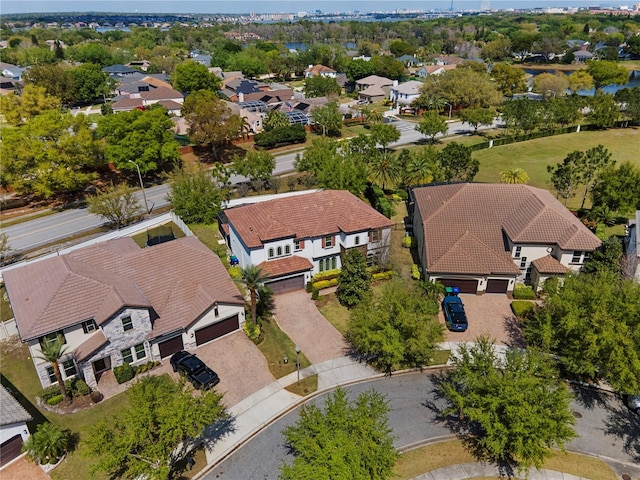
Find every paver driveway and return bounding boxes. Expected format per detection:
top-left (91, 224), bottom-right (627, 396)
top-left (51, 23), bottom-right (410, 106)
top-left (273, 290), bottom-right (349, 364)
top-left (439, 293), bottom-right (521, 346)
top-left (190, 331), bottom-right (275, 408)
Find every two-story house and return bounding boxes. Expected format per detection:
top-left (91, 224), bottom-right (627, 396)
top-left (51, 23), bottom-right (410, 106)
top-left (304, 64), bottom-right (337, 79)
top-left (3, 237), bottom-right (245, 390)
top-left (221, 190), bottom-right (393, 294)
top-left (410, 184), bottom-right (601, 295)
top-left (389, 80), bottom-right (424, 106)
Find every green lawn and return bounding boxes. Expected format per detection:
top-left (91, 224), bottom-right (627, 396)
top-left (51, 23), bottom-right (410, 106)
top-left (472, 128), bottom-right (640, 210)
top-left (256, 316), bottom-right (312, 379)
top-left (394, 440), bottom-right (617, 480)
top-left (1, 286), bottom-right (14, 322)
top-left (130, 221), bottom-right (186, 248)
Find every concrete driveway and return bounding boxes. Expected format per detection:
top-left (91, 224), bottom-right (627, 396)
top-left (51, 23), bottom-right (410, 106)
top-left (184, 331), bottom-right (275, 408)
top-left (439, 293), bottom-right (520, 346)
top-left (273, 290), bottom-right (349, 364)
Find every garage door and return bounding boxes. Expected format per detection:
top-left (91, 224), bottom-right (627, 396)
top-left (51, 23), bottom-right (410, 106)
top-left (267, 275), bottom-right (304, 295)
top-left (486, 279), bottom-right (509, 294)
top-left (195, 315), bottom-right (239, 346)
top-left (438, 278), bottom-right (478, 294)
top-left (158, 335), bottom-right (184, 358)
top-left (1, 435), bottom-right (23, 467)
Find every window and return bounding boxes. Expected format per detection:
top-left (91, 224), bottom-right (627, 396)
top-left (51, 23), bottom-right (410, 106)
top-left (39, 331), bottom-right (66, 348)
top-left (214, 304), bottom-right (219, 317)
top-left (63, 359), bottom-right (76, 377)
top-left (323, 236), bottom-right (334, 248)
top-left (519, 257), bottom-right (527, 269)
top-left (268, 248), bottom-right (274, 259)
top-left (285, 245), bottom-right (291, 255)
top-left (277, 246), bottom-right (283, 256)
top-left (331, 257), bottom-right (337, 269)
top-left (355, 236), bottom-right (360, 245)
top-left (46, 366), bottom-right (57, 384)
top-left (514, 246), bottom-right (522, 258)
top-left (319, 259), bottom-right (324, 273)
top-left (122, 316), bottom-right (133, 332)
top-left (134, 343), bottom-right (146, 361)
top-left (294, 239), bottom-right (304, 251)
top-left (370, 230), bottom-right (381, 242)
top-left (571, 251), bottom-right (583, 264)
top-left (121, 348), bottom-right (134, 364)
top-left (82, 320), bottom-right (97, 334)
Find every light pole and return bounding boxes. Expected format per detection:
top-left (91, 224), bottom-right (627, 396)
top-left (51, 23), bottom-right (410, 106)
top-left (295, 345), bottom-right (301, 384)
top-left (444, 102), bottom-right (452, 121)
top-left (128, 160), bottom-right (150, 215)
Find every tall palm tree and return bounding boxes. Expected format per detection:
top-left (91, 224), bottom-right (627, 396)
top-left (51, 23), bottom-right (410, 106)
top-left (368, 151), bottom-right (401, 190)
top-left (235, 265), bottom-right (269, 325)
top-left (37, 337), bottom-right (71, 405)
top-left (364, 108), bottom-right (384, 125)
top-left (499, 167), bottom-right (529, 184)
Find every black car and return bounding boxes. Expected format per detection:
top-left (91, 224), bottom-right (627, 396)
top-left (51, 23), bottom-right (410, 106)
top-left (170, 350), bottom-right (220, 390)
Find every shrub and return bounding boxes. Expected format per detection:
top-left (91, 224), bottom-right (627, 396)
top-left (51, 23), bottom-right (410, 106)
top-left (513, 284), bottom-right (537, 300)
top-left (411, 264), bottom-right (422, 280)
top-left (243, 320), bottom-right (261, 343)
top-left (71, 378), bottom-right (91, 396)
top-left (311, 269), bottom-right (341, 283)
top-left (306, 281), bottom-right (313, 293)
top-left (311, 288), bottom-right (320, 300)
top-left (402, 236), bottom-right (417, 248)
top-left (41, 384), bottom-right (63, 402)
top-left (372, 270), bottom-right (394, 281)
top-left (228, 266), bottom-right (242, 279)
top-left (254, 125), bottom-right (306, 149)
top-left (46, 395), bottom-right (63, 406)
top-left (313, 278), bottom-right (339, 290)
top-left (395, 189), bottom-right (408, 201)
top-left (541, 277), bottom-right (560, 296)
top-left (511, 300), bottom-right (535, 318)
top-left (113, 363), bottom-right (134, 384)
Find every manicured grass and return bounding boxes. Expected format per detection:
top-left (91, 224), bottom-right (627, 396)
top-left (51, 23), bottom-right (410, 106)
top-left (130, 221), bottom-right (186, 248)
top-left (472, 128), bottom-right (640, 210)
top-left (393, 440), bottom-right (618, 480)
top-left (285, 374), bottom-right (318, 396)
top-left (188, 223), bottom-right (229, 265)
top-left (1, 286), bottom-right (14, 322)
top-left (389, 201), bottom-right (414, 279)
top-left (256, 316), bottom-right (312, 379)
top-left (317, 293), bottom-right (351, 336)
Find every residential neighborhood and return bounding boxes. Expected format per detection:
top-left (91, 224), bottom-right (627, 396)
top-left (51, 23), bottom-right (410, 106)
top-left (1, 6), bottom-right (640, 480)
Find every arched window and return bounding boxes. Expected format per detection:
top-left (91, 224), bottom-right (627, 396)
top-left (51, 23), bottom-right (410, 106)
top-left (285, 245), bottom-right (291, 255)
top-left (277, 246), bottom-right (283, 256)
top-left (268, 248), bottom-right (274, 258)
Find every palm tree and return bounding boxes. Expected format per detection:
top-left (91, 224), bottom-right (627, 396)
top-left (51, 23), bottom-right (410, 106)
top-left (499, 167), bottom-right (529, 185)
top-left (368, 151), bottom-right (401, 190)
top-left (22, 422), bottom-right (70, 465)
top-left (364, 108), bottom-right (384, 125)
top-left (235, 265), bottom-right (269, 325)
top-left (37, 337), bottom-right (71, 405)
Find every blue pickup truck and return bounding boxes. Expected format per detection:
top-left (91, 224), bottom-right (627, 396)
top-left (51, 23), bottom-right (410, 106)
top-left (442, 287), bottom-right (468, 332)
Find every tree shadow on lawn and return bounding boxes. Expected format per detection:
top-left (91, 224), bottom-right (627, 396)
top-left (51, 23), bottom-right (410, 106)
top-left (604, 402), bottom-right (640, 464)
top-left (422, 371), bottom-right (519, 479)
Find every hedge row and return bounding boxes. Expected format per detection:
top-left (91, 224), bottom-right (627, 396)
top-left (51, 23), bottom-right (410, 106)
top-left (254, 125), bottom-right (306, 149)
top-left (311, 269), bottom-right (341, 283)
top-left (511, 300), bottom-right (535, 318)
top-left (40, 377), bottom-right (92, 402)
top-left (313, 278), bottom-right (339, 290)
top-left (365, 184), bottom-right (395, 219)
top-left (372, 271), bottom-right (394, 281)
top-left (513, 284), bottom-right (537, 300)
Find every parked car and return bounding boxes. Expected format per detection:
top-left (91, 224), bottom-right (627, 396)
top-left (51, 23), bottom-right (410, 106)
top-left (625, 394), bottom-right (640, 414)
top-left (170, 350), bottom-right (220, 390)
top-left (442, 287), bottom-right (468, 332)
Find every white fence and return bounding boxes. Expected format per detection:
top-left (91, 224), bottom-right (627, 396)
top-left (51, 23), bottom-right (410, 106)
top-left (0, 319), bottom-right (18, 340)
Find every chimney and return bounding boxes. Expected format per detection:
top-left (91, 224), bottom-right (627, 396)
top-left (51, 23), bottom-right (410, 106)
top-left (393, 80), bottom-right (398, 87)
top-left (239, 92), bottom-right (244, 103)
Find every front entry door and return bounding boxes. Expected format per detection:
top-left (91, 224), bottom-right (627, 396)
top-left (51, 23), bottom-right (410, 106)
top-left (93, 357), bottom-right (111, 375)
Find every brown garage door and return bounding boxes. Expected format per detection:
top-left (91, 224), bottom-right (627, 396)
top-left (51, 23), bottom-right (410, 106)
top-left (486, 279), bottom-right (509, 294)
top-left (195, 315), bottom-right (239, 346)
top-left (438, 278), bottom-right (478, 294)
top-left (1, 435), bottom-right (24, 467)
top-left (158, 335), bottom-right (184, 358)
top-left (267, 275), bottom-right (304, 295)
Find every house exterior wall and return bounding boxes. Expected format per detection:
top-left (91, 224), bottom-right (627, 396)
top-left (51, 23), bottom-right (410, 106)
top-left (0, 422), bottom-right (30, 445)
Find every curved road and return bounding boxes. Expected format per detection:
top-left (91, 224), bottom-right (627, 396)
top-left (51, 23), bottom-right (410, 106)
top-left (205, 372), bottom-right (640, 480)
top-left (2, 118), bottom-right (497, 253)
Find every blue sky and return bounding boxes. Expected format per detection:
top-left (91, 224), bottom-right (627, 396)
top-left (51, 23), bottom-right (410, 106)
top-left (0, 1), bottom-right (621, 15)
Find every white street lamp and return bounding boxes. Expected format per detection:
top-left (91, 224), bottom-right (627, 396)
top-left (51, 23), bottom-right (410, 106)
top-left (444, 102), bottom-right (452, 121)
top-left (295, 345), bottom-right (301, 385)
top-left (128, 160), bottom-right (150, 215)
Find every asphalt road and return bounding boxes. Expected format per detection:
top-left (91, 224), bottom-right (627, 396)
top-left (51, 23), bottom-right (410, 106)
top-left (204, 373), bottom-right (640, 480)
top-left (1, 118), bottom-right (496, 253)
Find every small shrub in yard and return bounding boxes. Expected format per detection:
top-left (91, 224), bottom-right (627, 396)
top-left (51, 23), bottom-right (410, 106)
top-left (243, 320), bottom-right (261, 343)
top-left (228, 266), bottom-right (242, 279)
top-left (513, 284), bottom-right (537, 300)
top-left (372, 271), bottom-right (394, 281)
top-left (41, 384), bottom-right (63, 402)
top-left (311, 269), bottom-right (341, 283)
top-left (511, 300), bottom-right (535, 318)
top-left (411, 264), bottom-right (422, 280)
top-left (311, 288), bottom-right (320, 300)
top-left (46, 394), bottom-right (63, 406)
top-left (402, 236), bottom-right (417, 248)
top-left (66, 378), bottom-right (91, 396)
top-left (313, 278), bottom-right (338, 290)
top-left (113, 363), bottom-right (134, 384)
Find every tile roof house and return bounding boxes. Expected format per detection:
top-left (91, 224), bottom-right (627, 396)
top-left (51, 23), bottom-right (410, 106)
top-left (410, 183), bottom-right (601, 295)
top-left (416, 64), bottom-right (457, 78)
top-left (3, 236), bottom-right (245, 390)
top-left (0, 387), bottom-right (32, 468)
top-left (304, 64), bottom-right (338, 78)
top-left (355, 75), bottom-right (395, 102)
top-left (220, 190), bottom-right (394, 294)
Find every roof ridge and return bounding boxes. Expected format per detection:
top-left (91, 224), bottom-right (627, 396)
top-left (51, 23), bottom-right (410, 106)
top-left (422, 183), bottom-right (467, 222)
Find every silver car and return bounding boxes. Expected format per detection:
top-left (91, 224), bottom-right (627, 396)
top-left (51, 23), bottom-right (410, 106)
top-left (625, 394), bottom-right (640, 414)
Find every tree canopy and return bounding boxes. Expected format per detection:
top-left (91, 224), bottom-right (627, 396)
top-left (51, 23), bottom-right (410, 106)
top-left (170, 60), bottom-right (221, 93)
top-left (166, 165), bottom-right (224, 224)
top-left (337, 249), bottom-right (372, 308)
top-left (86, 183), bottom-right (142, 229)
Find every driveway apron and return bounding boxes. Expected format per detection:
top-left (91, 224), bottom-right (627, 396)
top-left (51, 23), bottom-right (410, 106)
top-left (273, 290), bottom-right (349, 364)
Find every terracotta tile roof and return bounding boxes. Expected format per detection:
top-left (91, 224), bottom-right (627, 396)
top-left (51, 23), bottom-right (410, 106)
top-left (225, 190), bottom-right (393, 249)
top-left (531, 255), bottom-right (568, 274)
top-left (112, 97), bottom-right (143, 110)
top-left (74, 330), bottom-right (109, 362)
top-left (4, 237), bottom-right (244, 341)
top-left (412, 184), bottom-right (600, 276)
top-left (258, 256), bottom-right (313, 278)
top-left (140, 86), bottom-right (183, 101)
top-left (305, 64), bottom-right (336, 75)
top-left (0, 387), bottom-right (32, 426)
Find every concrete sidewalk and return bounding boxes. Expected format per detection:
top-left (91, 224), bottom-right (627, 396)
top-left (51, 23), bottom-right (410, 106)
top-left (202, 356), bottom-right (378, 467)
